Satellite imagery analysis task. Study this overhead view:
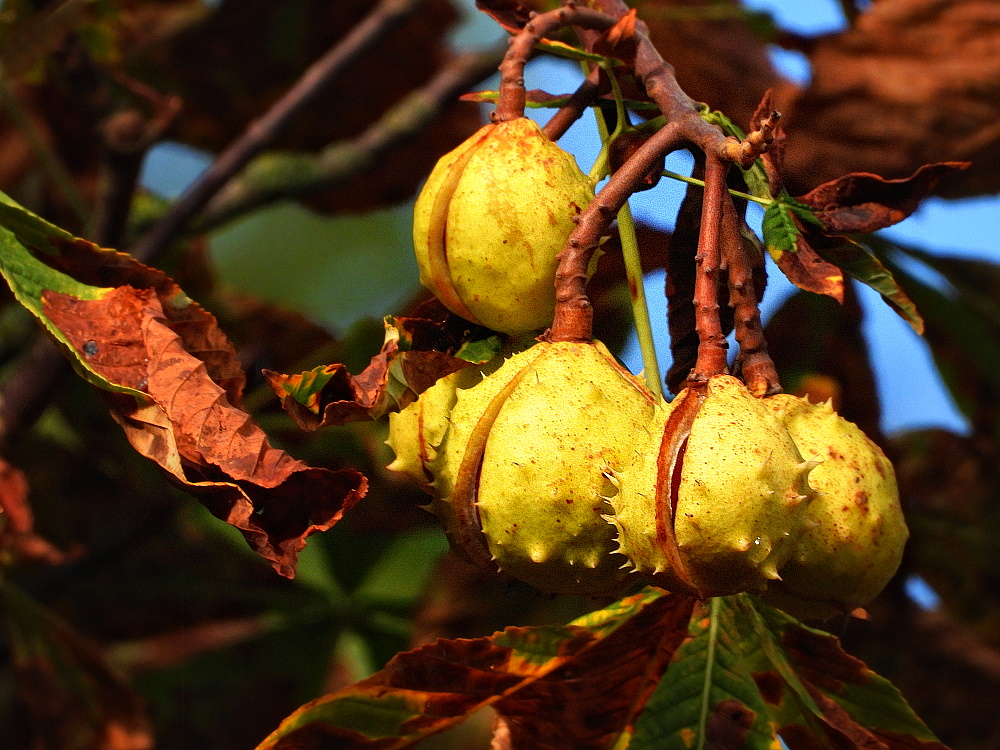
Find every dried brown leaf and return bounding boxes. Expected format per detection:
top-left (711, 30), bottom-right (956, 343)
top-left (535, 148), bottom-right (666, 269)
top-left (475, 0), bottom-right (534, 33)
top-left (0, 456), bottom-right (77, 566)
top-left (265, 314), bottom-right (487, 430)
top-left (772, 232), bottom-right (845, 302)
top-left (592, 9), bottom-right (640, 69)
top-left (796, 163), bottom-right (971, 234)
top-left (42, 285), bottom-right (366, 578)
top-left (779, 0), bottom-right (1000, 198)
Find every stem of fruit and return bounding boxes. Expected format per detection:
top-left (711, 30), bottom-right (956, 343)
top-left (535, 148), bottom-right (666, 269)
top-left (722, 194), bottom-right (781, 396)
top-left (661, 169), bottom-right (770, 206)
top-left (495, 7), bottom-right (616, 122)
top-left (689, 155), bottom-right (729, 382)
top-left (696, 597), bottom-right (722, 750)
top-left (592, 82), bottom-right (663, 398)
top-left (542, 67), bottom-right (601, 141)
top-left (551, 123), bottom-right (684, 342)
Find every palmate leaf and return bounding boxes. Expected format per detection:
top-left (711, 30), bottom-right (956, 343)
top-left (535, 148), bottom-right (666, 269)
top-left (750, 599), bottom-right (947, 749)
top-left (256, 590), bottom-right (695, 749)
top-left (256, 589), bottom-right (946, 750)
top-left (630, 598), bottom-right (778, 749)
top-left (0, 191), bottom-right (365, 578)
top-left (630, 595), bottom-right (946, 750)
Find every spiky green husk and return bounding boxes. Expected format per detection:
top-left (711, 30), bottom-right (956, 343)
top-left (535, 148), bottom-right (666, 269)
top-left (386, 366), bottom-right (488, 493)
top-left (760, 396), bottom-right (908, 621)
top-left (610, 375), bottom-right (816, 597)
top-left (431, 340), bottom-right (655, 595)
top-left (413, 118), bottom-right (595, 335)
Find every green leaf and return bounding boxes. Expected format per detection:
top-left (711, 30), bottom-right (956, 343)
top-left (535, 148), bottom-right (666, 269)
top-left (352, 526), bottom-right (449, 609)
top-left (752, 599), bottom-right (946, 748)
top-left (536, 38), bottom-right (615, 65)
top-left (630, 597), bottom-right (779, 750)
top-left (817, 238), bottom-right (925, 333)
top-left (210, 202), bottom-right (420, 334)
top-left (454, 334), bottom-right (503, 364)
top-left (762, 202), bottom-right (801, 256)
top-left (0, 194), bottom-right (139, 395)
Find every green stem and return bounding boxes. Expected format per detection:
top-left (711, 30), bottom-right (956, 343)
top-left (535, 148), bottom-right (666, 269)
top-left (696, 597), bottom-right (721, 750)
top-left (590, 70), bottom-right (663, 398)
top-left (661, 169), bottom-right (770, 207)
top-left (617, 201), bottom-right (662, 398)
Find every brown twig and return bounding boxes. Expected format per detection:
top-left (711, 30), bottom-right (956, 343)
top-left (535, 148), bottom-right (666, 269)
top-left (495, 6), bottom-right (617, 122)
top-left (689, 155), bottom-right (729, 382)
top-left (92, 83), bottom-right (181, 248)
top-left (550, 122), bottom-right (685, 342)
top-left (722, 194), bottom-right (780, 396)
top-left (126, 0), bottom-right (428, 265)
top-left (197, 47), bottom-right (502, 231)
top-left (541, 67), bottom-right (602, 142)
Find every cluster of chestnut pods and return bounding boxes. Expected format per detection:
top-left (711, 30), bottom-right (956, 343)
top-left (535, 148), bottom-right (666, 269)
top-left (388, 118), bottom-right (907, 622)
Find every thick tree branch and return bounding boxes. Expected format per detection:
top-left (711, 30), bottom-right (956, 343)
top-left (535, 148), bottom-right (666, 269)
top-left (127, 0), bottom-right (429, 265)
top-left (197, 48), bottom-right (502, 231)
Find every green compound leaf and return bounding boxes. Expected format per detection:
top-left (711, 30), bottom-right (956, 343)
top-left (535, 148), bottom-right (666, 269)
top-left (815, 238), bottom-right (924, 334)
top-left (630, 597), bottom-right (779, 750)
top-left (751, 599), bottom-right (947, 749)
top-left (629, 596), bottom-right (947, 750)
top-left (762, 202), bottom-right (800, 257)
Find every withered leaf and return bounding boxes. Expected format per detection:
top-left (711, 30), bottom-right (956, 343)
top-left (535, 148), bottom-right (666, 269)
top-left (771, 232), bottom-right (845, 302)
top-left (796, 162), bottom-right (970, 234)
top-left (0, 456), bottom-right (75, 566)
top-left (591, 9), bottom-right (640, 69)
top-left (42, 285), bottom-right (366, 578)
top-left (256, 591), bottom-right (695, 750)
top-left (265, 315), bottom-right (494, 431)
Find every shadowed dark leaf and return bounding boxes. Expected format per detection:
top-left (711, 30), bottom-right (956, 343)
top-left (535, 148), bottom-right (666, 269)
top-left (256, 591), bottom-right (695, 749)
top-left (0, 581), bottom-right (153, 750)
top-left (796, 163), bottom-right (970, 234)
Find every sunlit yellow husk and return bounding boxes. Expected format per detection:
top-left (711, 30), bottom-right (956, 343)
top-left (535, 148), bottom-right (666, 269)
top-left (759, 395), bottom-right (908, 621)
top-left (413, 118), bottom-right (595, 334)
top-left (610, 375), bottom-right (817, 597)
top-left (430, 340), bottom-right (655, 595)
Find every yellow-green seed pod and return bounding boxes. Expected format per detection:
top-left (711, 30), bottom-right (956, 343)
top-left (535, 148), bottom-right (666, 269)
top-left (609, 375), bottom-right (817, 597)
top-left (759, 396), bottom-right (908, 621)
top-left (386, 366), bottom-right (488, 493)
top-left (413, 118), bottom-right (595, 335)
top-left (429, 340), bottom-right (655, 595)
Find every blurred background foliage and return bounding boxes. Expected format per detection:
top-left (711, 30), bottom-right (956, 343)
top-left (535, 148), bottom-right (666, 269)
top-left (0, 0), bottom-right (998, 748)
